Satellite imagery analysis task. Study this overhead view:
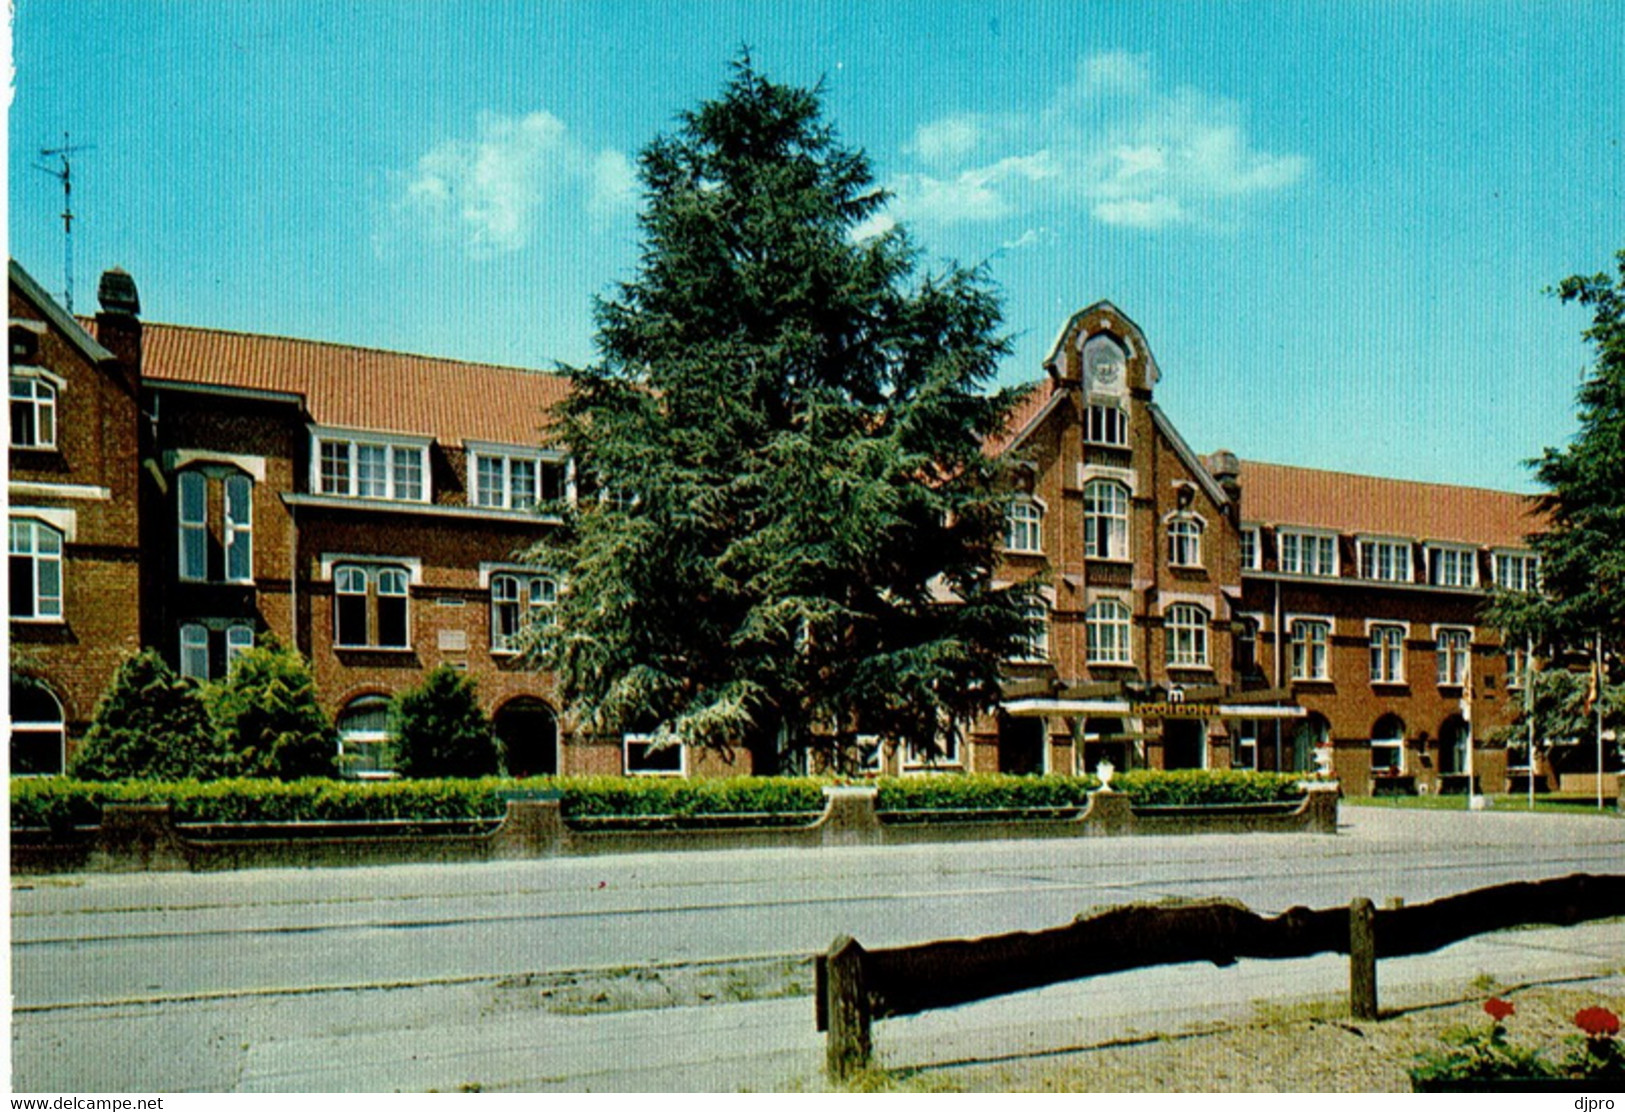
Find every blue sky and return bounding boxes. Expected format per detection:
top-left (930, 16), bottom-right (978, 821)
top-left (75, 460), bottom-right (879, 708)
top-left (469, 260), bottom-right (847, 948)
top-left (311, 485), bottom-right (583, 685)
top-left (8, 1), bottom-right (1622, 492)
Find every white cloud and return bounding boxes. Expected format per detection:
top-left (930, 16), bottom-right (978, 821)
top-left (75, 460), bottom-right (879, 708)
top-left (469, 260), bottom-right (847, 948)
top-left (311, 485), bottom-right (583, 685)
top-left (391, 110), bottom-right (634, 257)
top-left (883, 52), bottom-right (1306, 233)
top-left (905, 114), bottom-right (990, 164)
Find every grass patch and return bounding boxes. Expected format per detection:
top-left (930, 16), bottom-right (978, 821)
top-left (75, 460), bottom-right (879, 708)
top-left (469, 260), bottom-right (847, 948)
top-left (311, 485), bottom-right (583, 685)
top-left (1346, 793), bottom-right (1618, 815)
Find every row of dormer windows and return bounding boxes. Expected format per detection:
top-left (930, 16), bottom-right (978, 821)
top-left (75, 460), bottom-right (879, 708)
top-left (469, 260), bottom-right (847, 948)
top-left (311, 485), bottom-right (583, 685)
top-left (1240, 525), bottom-right (1537, 591)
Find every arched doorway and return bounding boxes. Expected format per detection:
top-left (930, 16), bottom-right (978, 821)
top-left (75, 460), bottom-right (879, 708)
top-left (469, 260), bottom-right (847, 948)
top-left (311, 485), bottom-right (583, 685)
top-left (10, 679), bottom-right (65, 775)
top-left (1439, 715), bottom-right (1471, 781)
top-left (997, 714), bottom-right (1046, 775)
top-left (494, 697), bottom-right (559, 778)
top-left (1162, 718), bottom-right (1206, 770)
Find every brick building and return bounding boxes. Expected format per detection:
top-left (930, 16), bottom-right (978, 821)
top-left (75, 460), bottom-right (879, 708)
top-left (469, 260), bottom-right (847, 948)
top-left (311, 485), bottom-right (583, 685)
top-left (8, 267), bottom-right (1542, 789)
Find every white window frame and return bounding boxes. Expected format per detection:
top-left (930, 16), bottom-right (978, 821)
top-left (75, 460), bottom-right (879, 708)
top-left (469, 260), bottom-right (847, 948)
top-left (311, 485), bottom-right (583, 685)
top-left (338, 695), bottom-right (396, 779)
top-left (1357, 537), bottom-right (1413, 583)
top-left (333, 562), bottom-right (413, 650)
top-left (1083, 402), bottom-right (1127, 447)
top-left (1004, 498), bottom-right (1043, 555)
top-left (491, 572), bottom-right (558, 653)
top-left (1289, 617), bottom-right (1331, 681)
top-left (1427, 545), bottom-right (1478, 589)
top-left (624, 732), bottom-right (687, 777)
top-left (10, 684), bottom-right (66, 777)
top-left (1167, 516), bottom-right (1203, 568)
top-left (226, 624), bottom-right (255, 671)
top-left (224, 473), bottom-right (254, 582)
top-left (177, 470), bottom-right (208, 582)
top-left (1012, 601), bottom-right (1050, 663)
top-left (1368, 623), bottom-right (1406, 684)
top-left (1436, 626), bottom-right (1472, 687)
top-left (180, 623), bottom-right (210, 680)
top-left (902, 720), bottom-right (964, 771)
top-left (9, 517), bottom-right (64, 621)
top-left (1233, 719), bottom-right (1259, 772)
top-left (1279, 530), bottom-right (1338, 577)
top-left (1164, 603), bottom-right (1209, 667)
top-left (1371, 719), bottom-right (1406, 774)
top-left (1239, 526), bottom-right (1260, 571)
top-left (311, 429), bottom-right (431, 503)
top-left (1492, 551), bottom-right (1540, 593)
top-left (1083, 479), bottom-right (1129, 561)
top-left (1085, 598), bottom-right (1133, 665)
top-left (10, 371), bottom-right (60, 450)
top-left (1506, 644), bottom-right (1530, 690)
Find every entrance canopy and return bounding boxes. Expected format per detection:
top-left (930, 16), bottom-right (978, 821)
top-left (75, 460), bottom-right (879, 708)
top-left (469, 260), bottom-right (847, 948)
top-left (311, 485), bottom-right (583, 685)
top-left (1003, 698), bottom-right (1306, 720)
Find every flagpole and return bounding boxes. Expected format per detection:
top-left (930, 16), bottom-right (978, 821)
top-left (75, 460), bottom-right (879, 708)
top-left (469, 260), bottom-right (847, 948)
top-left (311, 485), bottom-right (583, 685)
top-left (1597, 634), bottom-right (1606, 812)
top-left (1527, 635), bottom-right (1536, 812)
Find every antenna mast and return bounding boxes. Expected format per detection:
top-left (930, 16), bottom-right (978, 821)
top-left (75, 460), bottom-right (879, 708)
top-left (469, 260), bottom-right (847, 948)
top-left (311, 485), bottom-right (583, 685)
top-left (36, 133), bottom-right (96, 313)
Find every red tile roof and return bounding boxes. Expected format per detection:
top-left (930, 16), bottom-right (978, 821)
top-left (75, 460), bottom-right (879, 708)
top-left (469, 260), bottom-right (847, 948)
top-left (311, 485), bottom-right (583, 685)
top-left (984, 378), bottom-right (1063, 457)
top-left (133, 323), bottom-right (572, 447)
top-left (1234, 459), bottom-right (1542, 548)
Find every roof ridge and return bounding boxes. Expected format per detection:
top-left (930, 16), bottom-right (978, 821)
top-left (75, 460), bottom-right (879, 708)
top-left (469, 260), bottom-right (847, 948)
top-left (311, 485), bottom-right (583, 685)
top-left (1234, 456), bottom-right (1533, 500)
top-left (141, 320), bottom-right (569, 379)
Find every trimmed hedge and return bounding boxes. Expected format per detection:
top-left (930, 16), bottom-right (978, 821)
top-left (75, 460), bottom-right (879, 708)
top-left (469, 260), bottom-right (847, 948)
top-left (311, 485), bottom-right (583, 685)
top-left (1113, 769), bottom-right (1311, 806)
top-left (10, 771), bottom-right (1314, 830)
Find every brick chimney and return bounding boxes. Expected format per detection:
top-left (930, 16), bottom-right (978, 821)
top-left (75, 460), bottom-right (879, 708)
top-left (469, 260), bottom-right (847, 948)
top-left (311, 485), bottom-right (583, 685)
top-left (1208, 449), bottom-right (1242, 520)
top-left (95, 267), bottom-right (142, 388)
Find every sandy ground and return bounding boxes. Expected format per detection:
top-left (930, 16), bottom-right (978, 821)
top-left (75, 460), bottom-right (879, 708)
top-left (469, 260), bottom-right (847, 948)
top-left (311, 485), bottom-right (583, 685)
top-left (837, 978), bottom-right (1625, 1093)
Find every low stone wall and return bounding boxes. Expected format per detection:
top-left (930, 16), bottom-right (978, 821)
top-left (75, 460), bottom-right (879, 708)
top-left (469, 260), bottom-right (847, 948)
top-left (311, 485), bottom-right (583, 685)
top-left (10, 785), bottom-right (1340, 874)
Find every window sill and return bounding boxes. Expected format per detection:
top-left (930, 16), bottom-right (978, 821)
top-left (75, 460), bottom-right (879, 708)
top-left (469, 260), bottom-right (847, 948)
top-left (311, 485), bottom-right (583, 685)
top-left (335, 644), bottom-right (416, 654)
top-left (1167, 663), bottom-right (1213, 672)
top-left (1004, 548), bottom-right (1044, 558)
top-left (10, 615), bottom-right (65, 625)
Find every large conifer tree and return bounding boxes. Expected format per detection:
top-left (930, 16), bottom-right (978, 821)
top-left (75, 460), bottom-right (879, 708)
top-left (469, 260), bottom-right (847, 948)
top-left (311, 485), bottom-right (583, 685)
top-left (534, 58), bottom-right (1037, 771)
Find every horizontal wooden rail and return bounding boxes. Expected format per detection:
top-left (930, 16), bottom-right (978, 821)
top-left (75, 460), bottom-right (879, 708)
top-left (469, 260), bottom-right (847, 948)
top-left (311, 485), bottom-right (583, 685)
top-left (818, 872), bottom-right (1625, 1079)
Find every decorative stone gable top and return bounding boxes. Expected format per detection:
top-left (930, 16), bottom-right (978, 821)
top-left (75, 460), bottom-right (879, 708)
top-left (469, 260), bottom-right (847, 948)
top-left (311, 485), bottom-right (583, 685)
top-left (1042, 301), bottom-right (1161, 394)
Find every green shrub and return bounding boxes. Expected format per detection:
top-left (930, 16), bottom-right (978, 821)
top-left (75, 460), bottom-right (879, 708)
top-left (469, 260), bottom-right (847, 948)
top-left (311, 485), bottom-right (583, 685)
top-left (555, 776), bottom-right (827, 820)
top-left (11, 770), bottom-right (1312, 829)
top-left (876, 774), bottom-right (1097, 815)
top-left (205, 639), bottom-right (338, 779)
top-left (391, 667), bottom-right (502, 778)
top-left (70, 651), bottom-right (232, 781)
top-left (1113, 770), bottom-right (1309, 806)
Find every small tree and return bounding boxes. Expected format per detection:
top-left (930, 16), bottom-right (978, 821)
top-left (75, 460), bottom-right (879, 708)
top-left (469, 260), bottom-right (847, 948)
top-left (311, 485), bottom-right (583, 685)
top-left (206, 638), bottom-right (338, 779)
top-left (71, 650), bottom-right (229, 781)
top-left (390, 666), bottom-right (502, 778)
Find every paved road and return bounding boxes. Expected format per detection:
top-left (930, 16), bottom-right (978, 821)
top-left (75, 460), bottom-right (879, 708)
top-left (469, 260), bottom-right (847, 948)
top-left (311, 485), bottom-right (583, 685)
top-left (10, 805), bottom-right (1625, 1091)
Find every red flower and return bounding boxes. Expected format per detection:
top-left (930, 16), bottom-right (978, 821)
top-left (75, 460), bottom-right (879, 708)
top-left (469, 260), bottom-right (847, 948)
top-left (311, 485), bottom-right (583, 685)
top-left (1483, 997), bottom-right (1516, 1021)
top-left (1574, 1007), bottom-right (1621, 1037)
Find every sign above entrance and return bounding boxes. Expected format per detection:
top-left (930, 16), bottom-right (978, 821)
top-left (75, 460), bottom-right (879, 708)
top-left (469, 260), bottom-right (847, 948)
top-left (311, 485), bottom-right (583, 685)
top-left (1129, 703), bottom-right (1210, 719)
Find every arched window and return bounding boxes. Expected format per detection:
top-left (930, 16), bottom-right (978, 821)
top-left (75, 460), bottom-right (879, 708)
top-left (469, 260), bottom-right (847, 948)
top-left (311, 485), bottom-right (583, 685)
top-left (491, 573), bottom-right (558, 652)
top-left (1083, 480), bottom-right (1129, 560)
top-left (1290, 619), bottom-right (1330, 680)
top-left (337, 695), bottom-right (395, 778)
top-left (10, 679), bottom-right (65, 775)
top-left (1371, 713), bottom-right (1405, 774)
top-left (1004, 499), bottom-right (1042, 554)
top-left (1165, 603), bottom-right (1209, 667)
top-left (1233, 617), bottom-right (1259, 675)
top-left (1167, 516), bottom-right (1203, 567)
top-left (1085, 599), bottom-right (1132, 664)
top-left (10, 518), bottom-right (64, 619)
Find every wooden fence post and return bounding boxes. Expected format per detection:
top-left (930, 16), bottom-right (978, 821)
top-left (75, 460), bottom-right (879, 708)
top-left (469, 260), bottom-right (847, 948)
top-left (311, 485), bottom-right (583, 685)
top-left (825, 935), bottom-right (872, 1081)
top-left (1349, 897), bottom-right (1378, 1020)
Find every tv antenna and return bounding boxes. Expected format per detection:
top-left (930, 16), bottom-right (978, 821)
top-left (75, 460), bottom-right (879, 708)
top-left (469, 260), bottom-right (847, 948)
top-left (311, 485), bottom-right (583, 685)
top-left (35, 134), bottom-right (96, 312)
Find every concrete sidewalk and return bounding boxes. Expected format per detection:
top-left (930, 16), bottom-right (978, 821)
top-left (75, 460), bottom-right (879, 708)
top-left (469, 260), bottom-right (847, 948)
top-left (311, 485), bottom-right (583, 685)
top-left (223, 919), bottom-right (1623, 1092)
